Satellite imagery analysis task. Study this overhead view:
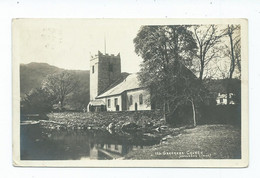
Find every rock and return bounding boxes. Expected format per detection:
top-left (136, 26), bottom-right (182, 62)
top-left (163, 135), bottom-right (173, 140)
top-left (143, 133), bottom-right (156, 137)
top-left (145, 122), bottom-right (153, 128)
top-left (179, 126), bottom-right (186, 130)
top-left (161, 137), bottom-right (167, 141)
top-left (185, 125), bottom-right (195, 129)
top-left (92, 126), bottom-right (99, 130)
top-left (121, 122), bottom-right (138, 132)
top-left (107, 123), bottom-right (115, 130)
top-left (107, 129), bottom-right (114, 134)
top-left (154, 127), bottom-right (161, 132)
top-left (172, 131), bottom-right (180, 136)
top-left (160, 119), bottom-right (166, 124)
top-left (161, 135), bottom-right (173, 143)
top-left (106, 123), bottom-right (115, 134)
top-left (160, 125), bottom-right (168, 130)
top-left (172, 128), bottom-right (180, 132)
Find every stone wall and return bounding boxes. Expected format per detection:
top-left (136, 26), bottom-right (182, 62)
top-left (91, 110), bottom-right (164, 122)
top-left (46, 110), bottom-right (164, 131)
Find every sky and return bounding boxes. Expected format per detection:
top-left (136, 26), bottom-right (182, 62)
top-left (13, 19), bottom-right (241, 78)
top-left (13, 19), bottom-right (145, 73)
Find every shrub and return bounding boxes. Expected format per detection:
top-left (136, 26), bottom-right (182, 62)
top-left (21, 88), bottom-right (55, 115)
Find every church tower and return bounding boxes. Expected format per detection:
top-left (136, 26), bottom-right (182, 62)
top-left (90, 51), bottom-right (121, 100)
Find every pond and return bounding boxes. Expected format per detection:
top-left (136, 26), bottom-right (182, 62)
top-left (20, 121), bottom-right (160, 160)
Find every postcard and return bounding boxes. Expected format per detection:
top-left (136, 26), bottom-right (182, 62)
top-left (12, 18), bottom-right (248, 167)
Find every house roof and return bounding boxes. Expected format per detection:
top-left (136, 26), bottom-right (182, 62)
top-left (96, 73), bottom-right (142, 98)
top-left (88, 99), bottom-right (106, 106)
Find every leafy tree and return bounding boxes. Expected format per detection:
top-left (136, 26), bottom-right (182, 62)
top-left (66, 85), bottom-right (90, 111)
top-left (21, 88), bottom-right (55, 114)
top-left (181, 76), bottom-right (206, 126)
top-left (42, 71), bottom-right (79, 109)
top-left (134, 25), bottom-right (203, 125)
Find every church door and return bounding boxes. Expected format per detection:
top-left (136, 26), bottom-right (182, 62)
top-left (135, 103), bottom-right (138, 111)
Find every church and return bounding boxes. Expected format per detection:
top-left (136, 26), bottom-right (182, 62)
top-left (87, 51), bottom-right (151, 112)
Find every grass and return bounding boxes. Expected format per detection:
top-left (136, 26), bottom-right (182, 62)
top-left (124, 124), bottom-right (241, 159)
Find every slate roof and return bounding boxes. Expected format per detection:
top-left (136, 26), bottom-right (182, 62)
top-left (96, 73), bottom-right (142, 98)
top-left (88, 99), bottom-right (106, 106)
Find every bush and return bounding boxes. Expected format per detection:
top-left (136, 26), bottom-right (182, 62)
top-left (21, 88), bottom-right (55, 115)
top-left (198, 104), bottom-right (241, 126)
top-left (166, 105), bottom-right (194, 126)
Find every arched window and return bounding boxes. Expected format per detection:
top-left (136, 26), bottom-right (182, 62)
top-left (139, 94), bottom-right (143, 105)
top-left (129, 95), bottom-right (133, 105)
top-left (114, 98), bottom-right (118, 107)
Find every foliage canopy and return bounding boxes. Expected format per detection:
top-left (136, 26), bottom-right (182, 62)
top-left (134, 25), bottom-right (206, 125)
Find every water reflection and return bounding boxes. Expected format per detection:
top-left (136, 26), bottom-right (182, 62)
top-left (20, 121), bottom-right (159, 160)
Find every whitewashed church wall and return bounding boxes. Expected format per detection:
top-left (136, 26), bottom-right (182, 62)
top-left (104, 95), bottom-right (122, 111)
top-left (126, 89), bottom-right (151, 111)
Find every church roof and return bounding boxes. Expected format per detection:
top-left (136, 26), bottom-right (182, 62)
top-left (96, 73), bottom-right (143, 98)
top-left (88, 99), bottom-right (106, 106)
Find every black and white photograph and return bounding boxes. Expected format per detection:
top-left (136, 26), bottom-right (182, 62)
top-left (12, 19), bottom-right (248, 167)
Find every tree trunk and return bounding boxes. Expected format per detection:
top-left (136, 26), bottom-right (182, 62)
top-left (227, 25), bottom-right (236, 105)
top-left (228, 30), bottom-right (235, 80)
top-left (226, 81), bottom-right (231, 105)
top-left (163, 100), bottom-right (166, 121)
top-left (199, 68), bottom-right (204, 81)
top-left (60, 95), bottom-right (65, 111)
top-left (199, 46), bottom-right (204, 81)
top-left (191, 99), bottom-right (196, 127)
top-left (167, 101), bottom-right (170, 113)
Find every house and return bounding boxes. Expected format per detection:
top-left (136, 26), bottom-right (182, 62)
top-left (216, 93), bottom-right (235, 105)
top-left (87, 51), bottom-right (151, 112)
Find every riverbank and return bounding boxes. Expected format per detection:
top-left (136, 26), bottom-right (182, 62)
top-left (36, 111), bottom-right (190, 147)
top-left (23, 112), bottom-right (241, 160)
top-left (40, 111), bottom-right (165, 133)
top-left (124, 124), bottom-right (241, 159)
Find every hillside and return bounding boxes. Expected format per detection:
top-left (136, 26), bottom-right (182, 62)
top-left (20, 62), bottom-right (63, 95)
top-left (20, 62), bottom-right (131, 111)
top-left (20, 62), bottom-right (90, 110)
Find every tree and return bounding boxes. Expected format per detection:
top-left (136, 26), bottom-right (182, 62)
top-left (21, 88), bottom-right (55, 114)
top-left (42, 71), bottom-right (79, 109)
top-left (134, 25), bottom-right (201, 125)
top-left (193, 25), bottom-right (225, 80)
top-left (226, 25), bottom-right (241, 79)
top-left (181, 76), bottom-right (207, 127)
top-left (67, 85), bottom-right (90, 111)
top-left (222, 25), bottom-right (241, 104)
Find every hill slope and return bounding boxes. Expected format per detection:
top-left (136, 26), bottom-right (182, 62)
top-left (20, 62), bottom-right (90, 110)
top-left (20, 62), bottom-right (63, 95)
